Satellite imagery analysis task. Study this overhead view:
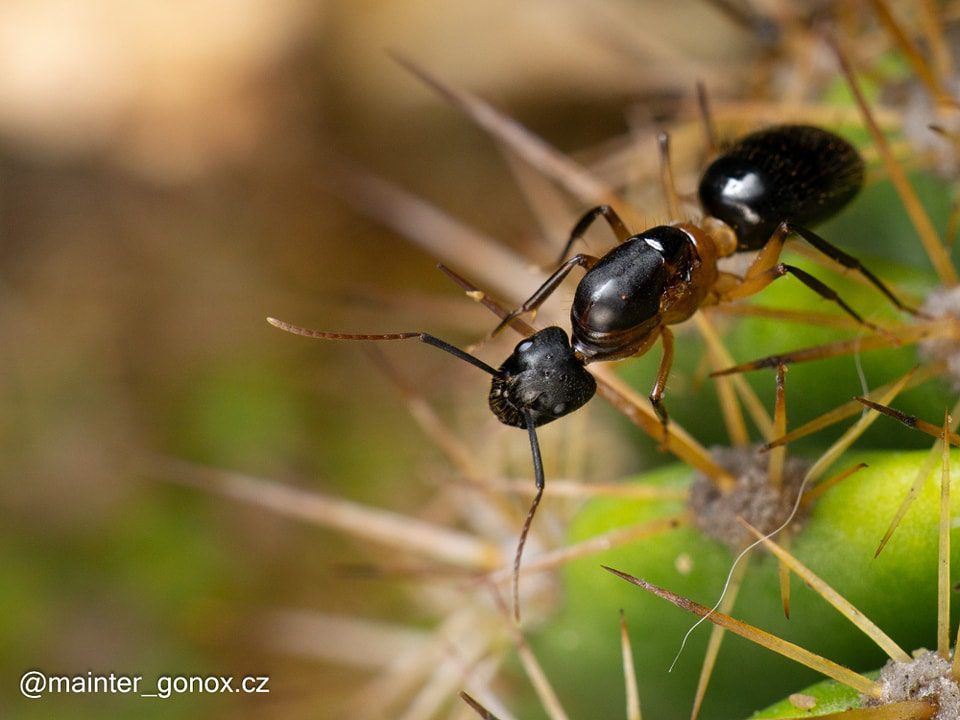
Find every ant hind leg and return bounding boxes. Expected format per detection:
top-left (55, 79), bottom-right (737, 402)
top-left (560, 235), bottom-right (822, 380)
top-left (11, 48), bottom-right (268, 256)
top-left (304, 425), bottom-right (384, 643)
top-left (786, 223), bottom-right (926, 317)
top-left (721, 262), bottom-right (880, 332)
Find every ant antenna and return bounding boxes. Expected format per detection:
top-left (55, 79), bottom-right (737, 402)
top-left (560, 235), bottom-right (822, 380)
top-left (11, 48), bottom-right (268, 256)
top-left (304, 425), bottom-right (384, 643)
top-left (515, 408), bottom-right (544, 622)
top-left (266, 318), bottom-right (500, 376)
top-left (267, 315), bottom-right (548, 623)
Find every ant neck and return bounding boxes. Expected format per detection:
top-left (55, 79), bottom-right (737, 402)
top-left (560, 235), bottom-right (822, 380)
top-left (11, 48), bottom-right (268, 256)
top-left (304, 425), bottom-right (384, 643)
top-left (698, 216), bottom-right (738, 258)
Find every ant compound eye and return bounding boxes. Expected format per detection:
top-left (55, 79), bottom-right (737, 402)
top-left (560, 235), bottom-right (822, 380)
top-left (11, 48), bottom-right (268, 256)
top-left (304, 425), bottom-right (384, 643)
top-left (553, 402), bottom-right (568, 415)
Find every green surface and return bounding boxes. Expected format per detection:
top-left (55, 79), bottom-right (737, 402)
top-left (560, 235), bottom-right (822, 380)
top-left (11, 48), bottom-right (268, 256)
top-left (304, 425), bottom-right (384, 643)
top-left (748, 675), bottom-right (868, 718)
top-left (532, 450), bottom-right (959, 720)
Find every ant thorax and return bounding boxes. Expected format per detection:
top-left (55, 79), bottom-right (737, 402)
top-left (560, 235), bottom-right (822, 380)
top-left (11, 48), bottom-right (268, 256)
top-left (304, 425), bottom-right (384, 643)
top-left (569, 225), bottom-right (712, 363)
top-left (687, 445), bottom-right (812, 549)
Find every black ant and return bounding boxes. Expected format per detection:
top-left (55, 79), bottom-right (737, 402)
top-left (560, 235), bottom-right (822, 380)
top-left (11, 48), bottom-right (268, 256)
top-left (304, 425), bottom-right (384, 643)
top-left (269, 124), bottom-right (916, 622)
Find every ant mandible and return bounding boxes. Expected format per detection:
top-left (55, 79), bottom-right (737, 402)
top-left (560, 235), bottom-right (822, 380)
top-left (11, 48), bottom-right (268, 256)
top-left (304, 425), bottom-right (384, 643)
top-left (269, 124), bottom-right (915, 622)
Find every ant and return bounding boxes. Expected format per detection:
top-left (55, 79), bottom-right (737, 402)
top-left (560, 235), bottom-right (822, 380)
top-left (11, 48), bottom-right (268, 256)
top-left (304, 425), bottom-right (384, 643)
top-left (269, 124), bottom-right (916, 622)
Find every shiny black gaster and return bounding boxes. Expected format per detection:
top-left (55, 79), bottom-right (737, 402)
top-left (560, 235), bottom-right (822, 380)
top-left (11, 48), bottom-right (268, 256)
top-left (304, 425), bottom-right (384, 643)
top-left (698, 125), bottom-right (864, 250)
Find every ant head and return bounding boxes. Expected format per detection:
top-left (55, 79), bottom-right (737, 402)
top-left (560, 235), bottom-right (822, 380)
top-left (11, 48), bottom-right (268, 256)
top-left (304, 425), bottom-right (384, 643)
top-left (489, 326), bottom-right (597, 429)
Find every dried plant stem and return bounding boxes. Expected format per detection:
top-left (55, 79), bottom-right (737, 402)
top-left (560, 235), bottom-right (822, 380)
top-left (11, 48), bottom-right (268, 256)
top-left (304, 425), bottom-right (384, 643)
top-left (620, 611), bottom-right (643, 720)
top-left (740, 521), bottom-right (910, 662)
top-left (157, 459), bottom-right (500, 570)
top-left (689, 555), bottom-right (750, 720)
top-left (832, 34), bottom-right (959, 286)
top-left (603, 569), bottom-right (883, 698)
top-left (938, 412), bottom-right (953, 659)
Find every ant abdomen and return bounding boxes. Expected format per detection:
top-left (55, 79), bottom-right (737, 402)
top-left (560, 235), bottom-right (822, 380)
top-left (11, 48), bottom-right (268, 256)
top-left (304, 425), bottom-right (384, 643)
top-left (698, 125), bottom-right (865, 251)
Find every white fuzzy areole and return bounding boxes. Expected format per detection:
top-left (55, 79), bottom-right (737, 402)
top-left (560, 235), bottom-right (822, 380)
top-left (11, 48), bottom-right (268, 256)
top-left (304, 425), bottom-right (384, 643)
top-left (863, 650), bottom-right (960, 719)
top-left (919, 286), bottom-right (960, 391)
top-left (687, 445), bottom-right (811, 549)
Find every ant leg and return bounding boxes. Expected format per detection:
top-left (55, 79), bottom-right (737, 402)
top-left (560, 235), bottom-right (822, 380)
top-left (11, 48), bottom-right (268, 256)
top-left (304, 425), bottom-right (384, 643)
top-left (513, 408), bottom-right (545, 623)
top-left (696, 80), bottom-right (719, 156)
top-left (786, 223), bottom-right (925, 317)
top-left (555, 205), bottom-right (632, 265)
top-left (649, 327), bottom-right (675, 449)
top-left (439, 264), bottom-right (740, 490)
top-left (743, 222), bottom-right (791, 280)
top-left (657, 131), bottom-right (681, 218)
top-left (492, 254), bottom-right (598, 336)
top-left (438, 263), bottom-right (536, 337)
top-left (720, 263), bottom-right (879, 332)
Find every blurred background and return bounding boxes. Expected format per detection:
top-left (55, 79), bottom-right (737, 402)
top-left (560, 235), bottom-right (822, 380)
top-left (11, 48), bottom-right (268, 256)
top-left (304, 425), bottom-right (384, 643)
top-left (2, 1), bottom-right (948, 718)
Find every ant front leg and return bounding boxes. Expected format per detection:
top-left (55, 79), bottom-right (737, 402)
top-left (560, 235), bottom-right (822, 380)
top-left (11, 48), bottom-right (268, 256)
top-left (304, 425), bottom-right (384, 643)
top-left (554, 205), bottom-right (633, 265)
top-left (649, 327), bottom-right (675, 451)
top-left (512, 408), bottom-right (545, 623)
top-left (492, 254), bottom-right (598, 337)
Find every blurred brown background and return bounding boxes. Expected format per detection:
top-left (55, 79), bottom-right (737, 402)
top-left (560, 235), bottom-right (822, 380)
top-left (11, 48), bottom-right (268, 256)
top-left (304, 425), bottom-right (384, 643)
top-left (0, 1), bottom-right (777, 717)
